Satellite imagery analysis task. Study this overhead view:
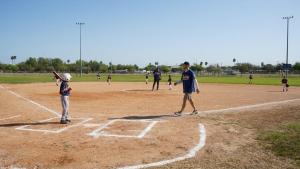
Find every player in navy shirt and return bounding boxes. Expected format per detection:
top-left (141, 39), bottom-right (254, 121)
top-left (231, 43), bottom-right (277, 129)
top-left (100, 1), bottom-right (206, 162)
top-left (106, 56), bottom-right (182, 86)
top-left (174, 61), bottom-right (200, 116)
top-left (152, 68), bottom-right (161, 91)
top-left (59, 73), bottom-right (72, 124)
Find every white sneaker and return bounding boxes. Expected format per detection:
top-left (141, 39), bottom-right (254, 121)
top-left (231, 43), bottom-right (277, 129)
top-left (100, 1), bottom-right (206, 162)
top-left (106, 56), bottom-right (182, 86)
top-left (190, 110), bottom-right (198, 115)
top-left (174, 111), bottom-right (182, 116)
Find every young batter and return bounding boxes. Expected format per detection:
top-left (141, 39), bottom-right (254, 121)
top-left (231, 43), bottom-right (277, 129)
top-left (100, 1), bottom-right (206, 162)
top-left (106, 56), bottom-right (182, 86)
top-left (174, 61), bottom-right (200, 116)
top-left (59, 73), bottom-right (72, 124)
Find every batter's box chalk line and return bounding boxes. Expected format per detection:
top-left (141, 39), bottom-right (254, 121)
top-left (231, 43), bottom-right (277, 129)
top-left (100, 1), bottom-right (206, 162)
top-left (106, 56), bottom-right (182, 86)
top-left (6, 89), bottom-right (61, 117)
top-left (118, 123), bottom-right (206, 169)
top-left (87, 119), bottom-right (158, 139)
top-left (0, 115), bottom-right (21, 121)
top-left (15, 117), bottom-right (92, 134)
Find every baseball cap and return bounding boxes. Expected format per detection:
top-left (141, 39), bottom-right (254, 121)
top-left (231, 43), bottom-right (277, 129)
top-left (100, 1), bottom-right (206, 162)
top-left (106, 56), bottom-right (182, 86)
top-left (182, 61), bottom-right (190, 66)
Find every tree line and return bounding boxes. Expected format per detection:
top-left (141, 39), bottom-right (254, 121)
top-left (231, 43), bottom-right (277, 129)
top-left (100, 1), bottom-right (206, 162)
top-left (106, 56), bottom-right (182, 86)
top-left (0, 57), bottom-right (139, 73)
top-left (0, 57), bottom-right (300, 74)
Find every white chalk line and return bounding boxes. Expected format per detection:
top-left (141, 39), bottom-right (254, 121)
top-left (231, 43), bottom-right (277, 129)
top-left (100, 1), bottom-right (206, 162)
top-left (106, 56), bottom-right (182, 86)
top-left (138, 121), bottom-right (157, 138)
top-left (6, 90), bottom-right (60, 117)
top-left (15, 117), bottom-right (59, 133)
top-left (118, 123), bottom-right (206, 169)
top-left (83, 123), bottom-right (104, 128)
top-left (0, 84), bottom-right (60, 117)
top-left (118, 99), bottom-right (299, 169)
top-left (99, 133), bottom-right (145, 138)
top-left (87, 120), bottom-right (116, 137)
top-left (121, 88), bottom-right (177, 93)
top-left (3, 84), bottom-right (298, 168)
top-left (55, 118), bottom-right (92, 133)
top-left (0, 85), bottom-right (97, 134)
top-left (198, 98), bottom-right (300, 115)
top-left (0, 115), bottom-right (21, 121)
top-left (88, 119), bottom-right (158, 138)
top-left (16, 117), bottom-right (92, 134)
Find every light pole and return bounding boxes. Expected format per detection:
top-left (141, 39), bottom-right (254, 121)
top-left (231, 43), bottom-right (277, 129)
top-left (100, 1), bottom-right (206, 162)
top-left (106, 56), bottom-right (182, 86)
top-left (76, 22), bottom-right (85, 77)
top-left (282, 16), bottom-right (293, 78)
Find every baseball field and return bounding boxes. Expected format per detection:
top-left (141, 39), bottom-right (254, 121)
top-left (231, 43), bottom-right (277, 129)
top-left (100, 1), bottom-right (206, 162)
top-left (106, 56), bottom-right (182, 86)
top-left (0, 74), bottom-right (300, 169)
top-left (1, 73), bottom-right (300, 86)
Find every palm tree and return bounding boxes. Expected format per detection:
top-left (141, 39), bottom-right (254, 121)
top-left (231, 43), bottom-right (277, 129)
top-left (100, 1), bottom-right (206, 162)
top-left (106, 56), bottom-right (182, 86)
top-left (10, 56), bottom-right (16, 65)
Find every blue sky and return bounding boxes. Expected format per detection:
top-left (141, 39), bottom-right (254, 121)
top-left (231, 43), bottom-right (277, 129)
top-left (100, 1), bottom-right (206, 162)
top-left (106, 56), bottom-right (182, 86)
top-left (0, 0), bottom-right (299, 66)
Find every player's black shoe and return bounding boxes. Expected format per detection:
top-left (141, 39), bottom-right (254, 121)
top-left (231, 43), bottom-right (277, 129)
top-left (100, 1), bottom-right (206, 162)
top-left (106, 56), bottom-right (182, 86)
top-left (66, 119), bottom-right (71, 123)
top-left (60, 120), bottom-right (67, 124)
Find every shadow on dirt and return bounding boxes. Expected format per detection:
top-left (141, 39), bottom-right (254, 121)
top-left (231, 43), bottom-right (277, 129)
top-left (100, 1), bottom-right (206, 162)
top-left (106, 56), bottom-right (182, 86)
top-left (0, 121), bottom-right (60, 127)
top-left (108, 114), bottom-right (176, 120)
top-left (266, 90), bottom-right (284, 93)
top-left (124, 89), bottom-right (152, 92)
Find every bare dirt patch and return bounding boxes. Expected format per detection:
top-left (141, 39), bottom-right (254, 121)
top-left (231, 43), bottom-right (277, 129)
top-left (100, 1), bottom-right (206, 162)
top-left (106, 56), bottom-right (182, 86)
top-left (0, 82), bottom-right (300, 169)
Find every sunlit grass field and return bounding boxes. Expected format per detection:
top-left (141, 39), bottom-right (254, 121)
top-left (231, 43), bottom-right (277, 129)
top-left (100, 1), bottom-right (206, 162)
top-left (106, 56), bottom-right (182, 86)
top-left (0, 73), bottom-right (300, 86)
top-left (258, 121), bottom-right (300, 166)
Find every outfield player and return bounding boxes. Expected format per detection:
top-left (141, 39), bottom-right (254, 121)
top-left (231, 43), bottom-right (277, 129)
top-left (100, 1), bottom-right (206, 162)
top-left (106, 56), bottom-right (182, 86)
top-left (168, 74), bottom-right (172, 90)
top-left (248, 72), bottom-right (253, 84)
top-left (59, 73), bottom-right (72, 124)
top-left (174, 61), bottom-right (200, 116)
top-left (96, 72), bottom-right (101, 79)
top-left (107, 74), bottom-right (112, 85)
top-left (282, 76), bottom-right (288, 92)
top-left (145, 73), bottom-right (149, 84)
top-left (152, 68), bottom-right (161, 91)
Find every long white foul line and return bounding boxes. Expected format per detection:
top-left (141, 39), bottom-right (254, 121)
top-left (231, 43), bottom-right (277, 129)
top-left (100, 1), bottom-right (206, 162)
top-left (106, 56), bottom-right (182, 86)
top-left (0, 115), bottom-right (21, 121)
top-left (6, 89), bottom-right (60, 117)
top-left (118, 123), bottom-right (206, 169)
top-left (199, 98), bottom-right (300, 115)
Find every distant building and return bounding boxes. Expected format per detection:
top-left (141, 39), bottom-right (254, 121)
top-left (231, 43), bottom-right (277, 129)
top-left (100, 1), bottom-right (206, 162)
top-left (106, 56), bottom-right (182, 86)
top-left (223, 68), bottom-right (239, 75)
top-left (114, 69), bottom-right (128, 74)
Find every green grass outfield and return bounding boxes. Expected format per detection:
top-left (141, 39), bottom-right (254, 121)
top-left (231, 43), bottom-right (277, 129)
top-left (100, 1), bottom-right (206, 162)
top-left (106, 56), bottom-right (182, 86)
top-left (0, 73), bottom-right (300, 86)
top-left (257, 121), bottom-right (300, 166)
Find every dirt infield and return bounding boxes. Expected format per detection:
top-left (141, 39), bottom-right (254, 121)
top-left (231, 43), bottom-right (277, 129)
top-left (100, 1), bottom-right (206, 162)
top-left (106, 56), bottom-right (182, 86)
top-left (0, 82), bottom-right (300, 169)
